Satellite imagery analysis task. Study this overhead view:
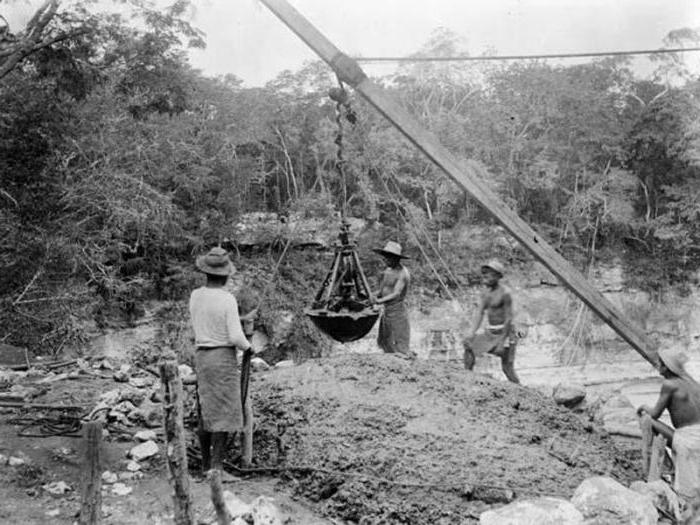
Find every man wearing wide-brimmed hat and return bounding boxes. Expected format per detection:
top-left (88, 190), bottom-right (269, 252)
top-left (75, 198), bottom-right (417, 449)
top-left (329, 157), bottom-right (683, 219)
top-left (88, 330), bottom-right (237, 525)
top-left (373, 241), bottom-right (414, 358)
top-left (189, 247), bottom-right (254, 477)
top-left (638, 348), bottom-right (700, 502)
top-left (462, 259), bottom-right (520, 383)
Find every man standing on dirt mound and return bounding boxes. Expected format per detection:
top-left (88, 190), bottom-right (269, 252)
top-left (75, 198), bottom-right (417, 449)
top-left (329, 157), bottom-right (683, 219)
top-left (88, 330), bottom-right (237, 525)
top-left (373, 241), bottom-right (415, 359)
top-left (463, 259), bottom-right (520, 384)
top-left (637, 348), bottom-right (700, 503)
top-left (189, 247), bottom-right (255, 479)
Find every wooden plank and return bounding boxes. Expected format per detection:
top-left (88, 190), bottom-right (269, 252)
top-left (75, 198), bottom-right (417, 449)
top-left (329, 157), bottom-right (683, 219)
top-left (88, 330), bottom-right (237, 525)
top-left (648, 433), bottom-right (667, 482)
top-left (258, 0), bottom-right (658, 366)
top-left (79, 421), bottom-right (102, 525)
top-left (160, 361), bottom-right (195, 525)
top-left (640, 414), bottom-right (653, 479)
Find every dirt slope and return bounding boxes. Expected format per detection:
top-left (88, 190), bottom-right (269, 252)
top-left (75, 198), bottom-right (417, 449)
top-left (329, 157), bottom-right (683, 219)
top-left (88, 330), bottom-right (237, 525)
top-left (249, 354), bottom-right (641, 524)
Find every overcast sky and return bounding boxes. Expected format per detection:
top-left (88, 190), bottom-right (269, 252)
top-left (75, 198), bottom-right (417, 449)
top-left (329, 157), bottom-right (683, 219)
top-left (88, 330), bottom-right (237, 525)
top-left (4, 0), bottom-right (700, 86)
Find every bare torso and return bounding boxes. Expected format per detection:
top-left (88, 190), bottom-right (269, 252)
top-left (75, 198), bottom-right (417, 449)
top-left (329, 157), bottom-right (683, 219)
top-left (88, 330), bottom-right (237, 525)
top-left (379, 266), bottom-right (409, 306)
top-left (666, 377), bottom-right (700, 428)
top-left (483, 285), bottom-right (511, 327)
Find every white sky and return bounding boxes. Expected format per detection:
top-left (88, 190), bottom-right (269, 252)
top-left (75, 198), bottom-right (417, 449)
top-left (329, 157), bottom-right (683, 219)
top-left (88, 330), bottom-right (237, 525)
top-left (4, 0), bottom-right (700, 86)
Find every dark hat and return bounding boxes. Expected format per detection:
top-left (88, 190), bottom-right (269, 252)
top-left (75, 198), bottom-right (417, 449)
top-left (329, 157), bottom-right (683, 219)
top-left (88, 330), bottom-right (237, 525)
top-left (196, 247), bottom-right (234, 276)
top-left (373, 241), bottom-right (409, 259)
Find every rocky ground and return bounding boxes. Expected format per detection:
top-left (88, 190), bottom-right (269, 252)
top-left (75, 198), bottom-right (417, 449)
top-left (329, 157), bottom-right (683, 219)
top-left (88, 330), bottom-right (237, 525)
top-left (0, 345), bottom-right (656, 524)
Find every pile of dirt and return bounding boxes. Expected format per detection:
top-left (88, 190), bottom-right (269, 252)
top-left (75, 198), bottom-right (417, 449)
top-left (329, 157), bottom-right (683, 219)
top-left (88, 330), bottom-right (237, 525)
top-left (249, 354), bottom-right (642, 524)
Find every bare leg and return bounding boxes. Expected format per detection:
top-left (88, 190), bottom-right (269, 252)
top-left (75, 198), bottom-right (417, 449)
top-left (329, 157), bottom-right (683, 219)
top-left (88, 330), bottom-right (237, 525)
top-left (463, 343), bottom-right (475, 370)
top-left (500, 344), bottom-right (520, 384)
top-left (197, 390), bottom-right (212, 472)
top-left (211, 432), bottom-right (229, 471)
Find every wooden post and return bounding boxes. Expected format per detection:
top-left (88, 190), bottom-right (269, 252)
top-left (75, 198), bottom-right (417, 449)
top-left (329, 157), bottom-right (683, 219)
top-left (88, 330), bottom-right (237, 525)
top-left (241, 396), bottom-right (253, 468)
top-left (79, 421), bottom-right (102, 525)
top-left (209, 469), bottom-right (232, 525)
top-left (258, 0), bottom-right (659, 368)
top-left (648, 434), bottom-right (667, 482)
top-left (640, 414), bottom-right (653, 479)
top-left (160, 361), bottom-right (195, 525)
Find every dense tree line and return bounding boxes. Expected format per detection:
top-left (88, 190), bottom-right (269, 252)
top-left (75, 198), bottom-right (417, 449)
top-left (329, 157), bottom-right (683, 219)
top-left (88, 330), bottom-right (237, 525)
top-left (1, 1), bottom-right (700, 352)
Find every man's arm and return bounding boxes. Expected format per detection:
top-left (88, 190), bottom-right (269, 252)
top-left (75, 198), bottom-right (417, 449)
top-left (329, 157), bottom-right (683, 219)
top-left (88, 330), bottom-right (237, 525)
top-left (225, 296), bottom-right (253, 351)
top-left (375, 270), bottom-right (407, 305)
top-left (638, 380), bottom-right (676, 419)
top-left (469, 295), bottom-right (486, 338)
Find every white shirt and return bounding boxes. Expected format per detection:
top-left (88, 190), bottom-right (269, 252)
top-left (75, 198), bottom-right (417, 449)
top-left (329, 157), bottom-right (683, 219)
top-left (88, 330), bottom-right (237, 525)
top-left (189, 287), bottom-right (250, 349)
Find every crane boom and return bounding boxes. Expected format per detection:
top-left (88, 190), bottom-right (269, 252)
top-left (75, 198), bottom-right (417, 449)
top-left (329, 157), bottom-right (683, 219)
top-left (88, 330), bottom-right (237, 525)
top-left (259, 0), bottom-right (659, 367)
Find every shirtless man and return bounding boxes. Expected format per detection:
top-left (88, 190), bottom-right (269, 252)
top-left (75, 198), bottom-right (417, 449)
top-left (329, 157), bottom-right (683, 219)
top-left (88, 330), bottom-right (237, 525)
top-left (463, 259), bottom-right (519, 383)
top-left (637, 348), bottom-right (700, 501)
top-left (373, 241), bottom-right (413, 358)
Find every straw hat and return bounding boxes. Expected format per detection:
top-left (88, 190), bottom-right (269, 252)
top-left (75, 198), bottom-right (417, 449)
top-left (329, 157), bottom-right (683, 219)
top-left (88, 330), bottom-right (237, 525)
top-left (481, 259), bottom-right (505, 276)
top-left (196, 247), bottom-right (235, 276)
top-left (373, 241), bottom-right (409, 259)
top-left (658, 348), bottom-right (690, 378)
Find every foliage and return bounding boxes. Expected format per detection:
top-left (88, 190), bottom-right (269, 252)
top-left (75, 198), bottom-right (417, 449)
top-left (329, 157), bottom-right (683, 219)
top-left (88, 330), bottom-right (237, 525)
top-left (2, 12), bottom-right (700, 353)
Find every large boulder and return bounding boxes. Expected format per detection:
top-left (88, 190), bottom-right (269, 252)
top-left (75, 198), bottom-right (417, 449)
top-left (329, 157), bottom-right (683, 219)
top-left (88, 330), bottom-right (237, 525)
top-left (553, 383), bottom-right (586, 408)
top-left (630, 480), bottom-right (681, 521)
top-left (571, 476), bottom-right (658, 525)
top-left (596, 394), bottom-right (641, 438)
top-left (480, 497), bottom-right (583, 525)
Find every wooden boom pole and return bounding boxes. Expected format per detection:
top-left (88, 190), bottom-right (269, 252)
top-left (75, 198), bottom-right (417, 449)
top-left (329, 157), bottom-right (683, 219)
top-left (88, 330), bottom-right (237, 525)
top-left (259, 0), bottom-right (659, 367)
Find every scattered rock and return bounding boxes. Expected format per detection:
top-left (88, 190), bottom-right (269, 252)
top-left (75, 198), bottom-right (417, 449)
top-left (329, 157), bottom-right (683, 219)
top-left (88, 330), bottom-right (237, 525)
top-left (44, 509), bottom-right (61, 518)
top-left (178, 364), bottom-right (194, 377)
top-left (596, 394), bottom-right (641, 438)
top-left (150, 388), bottom-right (163, 403)
top-left (0, 454), bottom-right (8, 465)
top-left (125, 460), bottom-right (141, 472)
top-left (129, 440), bottom-right (159, 461)
top-left (101, 471), bottom-right (118, 484)
top-left (225, 491), bottom-right (252, 520)
top-left (480, 497), bottom-right (584, 525)
top-left (630, 480), bottom-right (681, 521)
top-left (128, 401), bottom-right (162, 428)
top-left (113, 364), bottom-right (131, 383)
top-left (118, 472), bottom-right (135, 481)
top-left (9, 456), bottom-right (26, 467)
top-left (553, 383), bottom-right (586, 408)
top-left (111, 482), bottom-right (133, 496)
top-left (9, 384), bottom-right (40, 400)
top-left (119, 388), bottom-right (146, 406)
top-left (96, 359), bottom-right (114, 371)
top-left (42, 481), bottom-right (72, 496)
top-left (571, 476), bottom-right (658, 525)
top-left (251, 357), bottom-right (270, 372)
top-left (129, 376), bottom-right (154, 389)
top-left (274, 360), bottom-right (295, 369)
top-left (134, 429), bottom-right (157, 442)
top-left (251, 495), bottom-right (285, 525)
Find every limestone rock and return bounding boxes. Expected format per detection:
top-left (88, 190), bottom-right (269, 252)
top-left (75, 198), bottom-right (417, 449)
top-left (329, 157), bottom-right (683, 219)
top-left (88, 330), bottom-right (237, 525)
top-left (101, 471), bottom-right (118, 484)
top-left (111, 482), bottom-right (133, 496)
top-left (128, 440), bottom-right (159, 461)
top-left (480, 497), bottom-right (583, 525)
top-left (251, 496), bottom-right (285, 525)
top-left (128, 375), bottom-right (154, 389)
top-left (113, 364), bottom-right (131, 382)
top-left (274, 360), bottom-right (295, 369)
top-left (571, 476), bottom-right (658, 525)
top-left (630, 480), bottom-right (681, 521)
top-left (125, 460), bottom-right (141, 472)
top-left (134, 429), bottom-right (157, 442)
top-left (128, 401), bottom-right (162, 428)
top-left (251, 357), bottom-right (270, 372)
top-left (42, 481), bottom-right (72, 496)
top-left (596, 394), bottom-right (641, 438)
top-left (553, 383), bottom-right (586, 408)
top-left (9, 455), bottom-right (26, 467)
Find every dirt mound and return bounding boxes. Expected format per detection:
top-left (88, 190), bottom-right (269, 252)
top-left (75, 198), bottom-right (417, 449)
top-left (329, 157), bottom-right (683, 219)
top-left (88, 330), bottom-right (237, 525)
top-left (249, 354), bottom-right (641, 524)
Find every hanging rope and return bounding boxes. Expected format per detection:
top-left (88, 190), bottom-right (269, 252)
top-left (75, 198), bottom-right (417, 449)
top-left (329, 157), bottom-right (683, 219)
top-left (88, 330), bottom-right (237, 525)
top-left (328, 76), bottom-right (357, 220)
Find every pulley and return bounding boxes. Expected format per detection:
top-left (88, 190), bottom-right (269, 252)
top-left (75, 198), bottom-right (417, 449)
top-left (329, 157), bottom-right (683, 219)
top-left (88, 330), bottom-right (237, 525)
top-left (305, 221), bottom-right (379, 342)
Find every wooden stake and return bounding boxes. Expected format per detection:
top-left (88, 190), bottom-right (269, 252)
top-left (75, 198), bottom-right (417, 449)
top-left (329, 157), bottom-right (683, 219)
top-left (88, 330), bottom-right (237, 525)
top-left (79, 421), bottom-right (102, 525)
top-left (160, 361), bottom-right (195, 525)
top-left (648, 433), bottom-right (667, 482)
top-left (242, 396), bottom-right (254, 468)
top-left (640, 414), bottom-right (653, 479)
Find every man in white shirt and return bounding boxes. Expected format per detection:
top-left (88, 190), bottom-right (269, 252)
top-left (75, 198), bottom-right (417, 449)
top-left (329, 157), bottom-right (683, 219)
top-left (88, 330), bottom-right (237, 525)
top-left (189, 247), bottom-right (253, 477)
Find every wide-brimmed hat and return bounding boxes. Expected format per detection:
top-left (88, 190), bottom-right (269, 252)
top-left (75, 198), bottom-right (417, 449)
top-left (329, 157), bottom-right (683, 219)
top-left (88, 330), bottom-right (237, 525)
top-left (196, 247), bottom-right (234, 276)
top-left (373, 241), bottom-right (409, 259)
top-left (658, 348), bottom-right (690, 378)
top-left (481, 259), bottom-right (505, 276)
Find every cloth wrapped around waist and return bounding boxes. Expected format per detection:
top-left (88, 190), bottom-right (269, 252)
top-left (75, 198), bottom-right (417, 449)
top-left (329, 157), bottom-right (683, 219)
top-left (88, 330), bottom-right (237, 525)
top-left (194, 346), bottom-right (242, 433)
top-left (377, 301), bottom-right (411, 356)
top-left (672, 423), bottom-right (700, 500)
top-left (465, 324), bottom-right (517, 357)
